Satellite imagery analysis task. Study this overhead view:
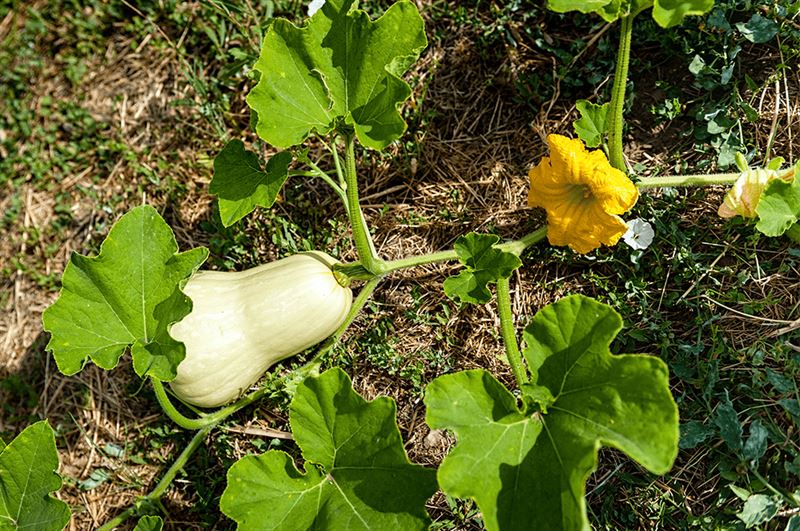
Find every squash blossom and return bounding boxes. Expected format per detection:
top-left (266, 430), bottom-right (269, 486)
top-left (717, 166), bottom-right (796, 219)
top-left (528, 134), bottom-right (639, 254)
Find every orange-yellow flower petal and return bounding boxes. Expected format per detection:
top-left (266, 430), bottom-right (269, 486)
top-left (528, 134), bottom-right (638, 254)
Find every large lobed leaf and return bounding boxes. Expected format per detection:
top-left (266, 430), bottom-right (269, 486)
top-left (0, 421), bottom-right (71, 530)
top-left (210, 140), bottom-right (292, 227)
top-left (247, 0), bottom-right (427, 150)
top-left (221, 368), bottom-right (437, 530)
top-left (547, 0), bottom-right (713, 27)
top-left (42, 205), bottom-right (208, 381)
top-left (426, 295), bottom-right (679, 530)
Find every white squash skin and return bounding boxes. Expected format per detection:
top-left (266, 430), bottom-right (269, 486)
top-left (169, 251), bottom-right (352, 407)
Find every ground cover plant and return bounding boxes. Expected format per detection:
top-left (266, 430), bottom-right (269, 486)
top-left (1, 0), bottom-right (799, 529)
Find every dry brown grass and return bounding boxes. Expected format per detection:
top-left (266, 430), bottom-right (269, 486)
top-left (1, 1), bottom-right (799, 529)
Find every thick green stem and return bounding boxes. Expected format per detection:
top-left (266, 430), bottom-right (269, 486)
top-left (608, 14), bottom-right (634, 172)
top-left (343, 135), bottom-right (386, 275)
top-left (340, 226), bottom-right (548, 277)
top-left (637, 173), bottom-right (740, 189)
top-left (496, 277), bottom-right (529, 388)
top-left (152, 378), bottom-right (276, 430)
top-left (96, 425), bottom-right (213, 530)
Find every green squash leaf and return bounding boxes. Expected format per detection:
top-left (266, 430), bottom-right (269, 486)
top-left (547, 0), bottom-right (712, 27)
top-left (425, 295), bottom-right (678, 531)
top-left (247, 0), bottom-right (427, 150)
top-left (134, 516), bottom-right (163, 531)
top-left (573, 100), bottom-right (609, 148)
top-left (755, 169), bottom-right (800, 237)
top-left (210, 140), bottom-right (292, 227)
top-left (42, 205), bottom-right (208, 380)
top-left (547, 0), bottom-right (624, 22)
top-left (651, 0), bottom-right (714, 27)
top-left (0, 439), bottom-right (4, 453)
top-left (443, 233), bottom-right (522, 305)
top-left (221, 368), bottom-right (437, 530)
top-left (0, 421), bottom-right (71, 530)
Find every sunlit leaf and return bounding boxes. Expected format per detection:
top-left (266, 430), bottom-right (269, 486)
top-left (247, 0), bottom-right (427, 150)
top-left (547, 0), bottom-right (713, 27)
top-left (42, 205), bottom-right (208, 380)
top-left (221, 368), bottom-right (436, 530)
top-left (425, 295), bottom-right (678, 530)
top-left (443, 233), bottom-right (522, 305)
top-left (0, 421), bottom-right (71, 530)
top-left (210, 140), bottom-right (292, 227)
top-left (134, 516), bottom-right (163, 531)
top-left (755, 167), bottom-right (800, 237)
top-left (573, 100), bottom-right (609, 148)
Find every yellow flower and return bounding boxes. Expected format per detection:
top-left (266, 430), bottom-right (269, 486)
top-left (528, 134), bottom-right (639, 254)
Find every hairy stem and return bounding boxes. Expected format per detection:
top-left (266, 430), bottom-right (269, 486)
top-left (496, 277), bottom-right (529, 388)
top-left (343, 135), bottom-right (386, 274)
top-left (608, 14), bottom-right (634, 172)
top-left (637, 173), bottom-right (740, 189)
top-left (96, 425), bottom-right (214, 530)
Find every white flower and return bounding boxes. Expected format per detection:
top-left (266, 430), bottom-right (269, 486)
top-left (622, 218), bottom-right (654, 250)
top-left (308, 0), bottom-right (326, 17)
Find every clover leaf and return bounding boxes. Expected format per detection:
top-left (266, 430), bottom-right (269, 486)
top-left (0, 421), bottom-right (71, 530)
top-left (43, 205), bottom-right (208, 381)
top-left (210, 140), bottom-right (292, 227)
top-left (425, 295), bottom-right (679, 530)
top-left (221, 368), bottom-right (437, 530)
top-left (443, 233), bottom-right (522, 305)
top-left (247, 0), bottom-right (427, 150)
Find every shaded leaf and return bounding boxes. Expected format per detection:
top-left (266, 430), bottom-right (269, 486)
top-left (443, 233), bottom-right (522, 304)
top-left (0, 421), bottom-right (71, 530)
top-left (573, 100), bottom-right (609, 148)
top-left (736, 14), bottom-right (778, 43)
top-left (679, 420), bottom-right (715, 449)
top-left (210, 140), bottom-right (292, 227)
top-left (714, 396), bottom-right (743, 454)
top-left (736, 494), bottom-right (780, 528)
top-left (742, 419), bottom-right (768, 462)
top-left (426, 295), bottom-right (678, 530)
top-left (247, 0), bottom-right (427, 150)
top-left (221, 368), bottom-right (436, 530)
top-left (42, 205), bottom-right (208, 381)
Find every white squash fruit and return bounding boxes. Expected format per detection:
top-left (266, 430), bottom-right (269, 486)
top-left (169, 251), bottom-right (352, 407)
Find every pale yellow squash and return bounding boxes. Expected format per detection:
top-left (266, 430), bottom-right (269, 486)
top-left (169, 251), bottom-right (352, 407)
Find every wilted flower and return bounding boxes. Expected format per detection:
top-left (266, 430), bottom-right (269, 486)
top-left (528, 134), bottom-right (639, 254)
top-left (718, 166), bottom-right (796, 219)
top-left (622, 218), bottom-right (654, 250)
